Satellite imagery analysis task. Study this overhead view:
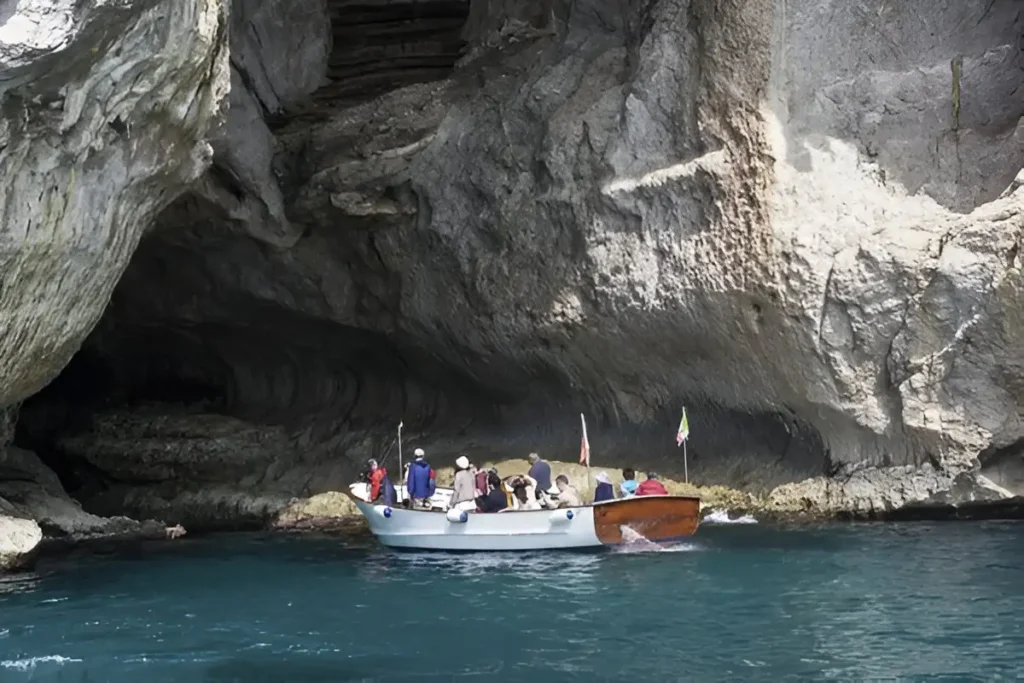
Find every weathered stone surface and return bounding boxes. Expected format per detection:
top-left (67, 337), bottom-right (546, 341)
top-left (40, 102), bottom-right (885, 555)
top-left (0, 0), bottom-right (230, 406)
top-left (0, 446), bottom-right (166, 541)
top-left (4, 0), bottom-right (1024, 527)
top-left (0, 511), bottom-right (42, 571)
top-left (271, 491), bottom-right (361, 531)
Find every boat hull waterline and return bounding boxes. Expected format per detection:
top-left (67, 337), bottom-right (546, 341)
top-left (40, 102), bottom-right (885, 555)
top-left (352, 495), bottom-right (701, 551)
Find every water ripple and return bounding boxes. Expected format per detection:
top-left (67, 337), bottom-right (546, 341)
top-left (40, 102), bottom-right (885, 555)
top-left (0, 525), bottom-right (1023, 681)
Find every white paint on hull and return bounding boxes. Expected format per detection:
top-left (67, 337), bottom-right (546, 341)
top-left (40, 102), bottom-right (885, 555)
top-left (353, 500), bottom-right (601, 551)
top-left (349, 481), bottom-right (454, 509)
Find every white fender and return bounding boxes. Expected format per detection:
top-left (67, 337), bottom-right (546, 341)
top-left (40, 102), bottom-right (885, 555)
top-left (549, 509), bottom-right (575, 524)
top-left (446, 508), bottom-right (469, 523)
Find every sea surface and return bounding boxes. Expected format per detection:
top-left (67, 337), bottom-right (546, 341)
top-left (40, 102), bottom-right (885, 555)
top-left (2, 517), bottom-right (1024, 682)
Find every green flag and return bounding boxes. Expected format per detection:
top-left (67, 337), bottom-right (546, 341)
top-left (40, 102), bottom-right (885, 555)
top-left (675, 407), bottom-right (689, 446)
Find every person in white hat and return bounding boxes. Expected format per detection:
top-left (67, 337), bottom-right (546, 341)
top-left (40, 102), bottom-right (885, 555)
top-left (594, 471), bottom-right (615, 502)
top-left (449, 455), bottom-right (476, 511)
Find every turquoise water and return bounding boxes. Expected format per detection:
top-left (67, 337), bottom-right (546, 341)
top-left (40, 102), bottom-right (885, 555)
top-left (3, 521), bottom-right (1024, 682)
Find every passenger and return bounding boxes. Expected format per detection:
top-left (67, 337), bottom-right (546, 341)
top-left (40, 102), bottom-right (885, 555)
top-left (636, 471), bottom-right (669, 496)
top-left (474, 466), bottom-right (492, 497)
top-left (501, 476), bottom-right (519, 508)
top-left (508, 474), bottom-right (542, 511)
top-left (367, 459), bottom-right (397, 506)
top-left (476, 472), bottom-right (508, 513)
top-left (368, 459), bottom-right (385, 500)
top-left (527, 452), bottom-right (553, 493)
top-left (619, 468), bottom-right (640, 498)
top-left (367, 459), bottom-right (382, 500)
top-left (406, 448), bottom-right (435, 509)
top-left (449, 456), bottom-right (477, 511)
top-left (553, 474), bottom-right (583, 508)
top-left (593, 472), bottom-right (615, 502)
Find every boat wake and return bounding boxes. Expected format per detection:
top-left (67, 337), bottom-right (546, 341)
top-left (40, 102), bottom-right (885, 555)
top-left (702, 508), bottom-right (758, 525)
top-left (1, 655), bottom-right (82, 671)
top-left (614, 526), bottom-right (701, 553)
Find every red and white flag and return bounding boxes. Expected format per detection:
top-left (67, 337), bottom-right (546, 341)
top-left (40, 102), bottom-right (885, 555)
top-left (579, 413), bottom-right (590, 466)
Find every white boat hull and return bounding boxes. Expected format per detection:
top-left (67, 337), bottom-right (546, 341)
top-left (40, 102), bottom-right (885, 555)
top-left (354, 500), bottom-right (601, 551)
top-left (350, 485), bottom-right (702, 551)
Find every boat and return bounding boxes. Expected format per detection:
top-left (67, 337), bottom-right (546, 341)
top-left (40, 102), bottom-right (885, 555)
top-left (347, 483), bottom-right (701, 551)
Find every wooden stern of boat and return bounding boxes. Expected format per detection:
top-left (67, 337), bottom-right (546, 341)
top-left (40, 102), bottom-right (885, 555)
top-left (593, 495), bottom-right (701, 544)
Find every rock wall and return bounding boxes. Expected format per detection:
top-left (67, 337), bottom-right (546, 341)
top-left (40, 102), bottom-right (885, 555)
top-left (0, 0), bottom-right (230, 551)
top-left (2, 0), bottom-right (1023, 534)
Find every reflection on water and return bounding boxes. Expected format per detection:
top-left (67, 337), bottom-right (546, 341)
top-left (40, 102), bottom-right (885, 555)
top-left (0, 572), bottom-right (41, 596)
top-left (2, 524), bottom-right (1024, 682)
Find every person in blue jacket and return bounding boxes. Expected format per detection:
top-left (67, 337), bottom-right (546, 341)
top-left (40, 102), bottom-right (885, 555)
top-left (406, 448), bottom-right (435, 509)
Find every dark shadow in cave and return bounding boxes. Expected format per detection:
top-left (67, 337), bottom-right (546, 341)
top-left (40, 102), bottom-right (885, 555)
top-left (979, 437), bottom-right (1024, 496)
top-left (267, 0), bottom-right (472, 127)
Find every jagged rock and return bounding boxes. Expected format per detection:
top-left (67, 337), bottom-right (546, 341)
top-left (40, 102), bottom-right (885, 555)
top-left (271, 491), bottom-right (362, 531)
top-left (0, 446), bottom-right (167, 542)
top-left (4, 0), bottom-right (1024, 527)
top-left (58, 406), bottom-right (293, 483)
top-left (0, 511), bottom-right (42, 571)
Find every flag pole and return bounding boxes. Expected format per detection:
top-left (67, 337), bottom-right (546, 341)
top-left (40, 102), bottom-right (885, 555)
top-left (683, 438), bottom-right (688, 484)
top-left (676, 406), bottom-right (690, 484)
top-left (581, 413), bottom-right (591, 502)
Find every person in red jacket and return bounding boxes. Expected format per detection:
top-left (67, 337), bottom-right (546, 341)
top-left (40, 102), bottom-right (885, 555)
top-left (368, 459), bottom-right (387, 501)
top-left (636, 471), bottom-right (668, 496)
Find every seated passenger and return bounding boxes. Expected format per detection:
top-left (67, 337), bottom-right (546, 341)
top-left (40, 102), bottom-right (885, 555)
top-left (593, 472), bottom-right (615, 502)
top-left (476, 473), bottom-right (508, 513)
top-left (509, 475), bottom-right (542, 511)
top-left (636, 471), bottom-right (669, 496)
top-left (553, 474), bottom-right (583, 508)
top-left (619, 468), bottom-right (639, 498)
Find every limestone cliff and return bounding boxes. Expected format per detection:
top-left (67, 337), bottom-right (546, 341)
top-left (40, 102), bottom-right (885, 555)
top-left (0, 0), bottom-right (229, 553)
top-left (1, 0), bottom-right (1023, 541)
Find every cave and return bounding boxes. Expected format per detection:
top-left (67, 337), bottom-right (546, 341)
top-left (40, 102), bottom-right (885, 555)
top-left (2, 0), bottom-right (1024, 540)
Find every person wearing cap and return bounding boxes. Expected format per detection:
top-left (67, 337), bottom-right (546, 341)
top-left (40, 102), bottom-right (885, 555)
top-left (449, 455), bottom-right (476, 511)
top-left (406, 448), bottom-right (435, 509)
top-left (593, 472), bottom-right (615, 502)
top-left (636, 471), bottom-right (669, 496)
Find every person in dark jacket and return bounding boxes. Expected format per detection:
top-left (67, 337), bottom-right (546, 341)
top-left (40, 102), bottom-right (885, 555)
top-left (406, 449), bottom-right (435, 509)
top-left (380, 474), bottom-right (397, 506)
top-left (593, 472), bottom-right (615, 502)
top-left (527, 452), bottom-right (552, 492)
top-left (476, 472), bottom-right (508, 513)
